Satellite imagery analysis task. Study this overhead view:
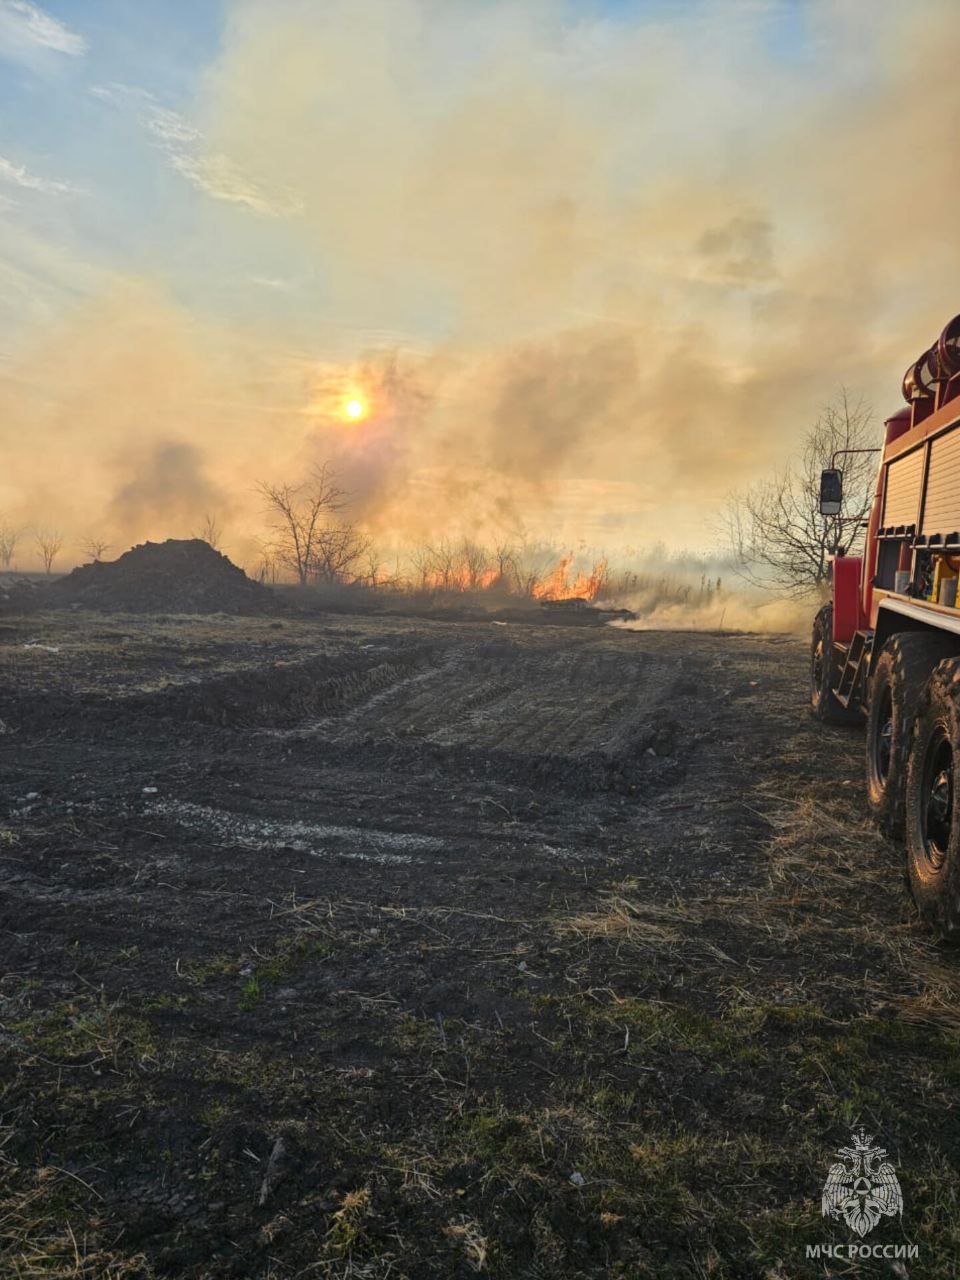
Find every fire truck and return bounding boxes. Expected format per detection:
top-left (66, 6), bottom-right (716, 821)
top-left (812, 312), bottom-right (960, 934)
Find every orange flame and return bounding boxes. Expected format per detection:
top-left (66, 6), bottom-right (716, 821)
top-left (415, 550), bottom-right (608, 601)
top-left (532, 555), bottom-right (608, 602)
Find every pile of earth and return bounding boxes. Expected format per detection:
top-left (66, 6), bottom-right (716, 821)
top-left (39, 539), bottom-right (280, 615)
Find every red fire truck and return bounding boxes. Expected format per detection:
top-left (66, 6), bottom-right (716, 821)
top-left (812, 313), bottom-right (960, 934)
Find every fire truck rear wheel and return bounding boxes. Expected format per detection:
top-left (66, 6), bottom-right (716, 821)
top-left (866, 633), bottom-right (957, 838)
top-left (810, 605), bottom-right (861, 725)
top-left (905, 659), bottom-right (960, 937)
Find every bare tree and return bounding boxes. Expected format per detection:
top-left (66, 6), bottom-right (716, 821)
top-left (493, 543), bottom-right (520, 592)
top-left (511, 547), bottom-right (550, 598)
top-left (722, 390), bottom-right (877, 596)
top-left (80, 534), bottom-right (111, 562)
top-left (252, 542), bottom-right (279, 584)
top-left (196, 513), bottom-right (222, 550)
top-left (360, 552), bottom-right (382, 588)
top-left (459, 539), bottom-right (491, 590)
top-left (359, 552), bottom-right (399, 589)
top-left (418, 539), bottom-right (458, 592)
top-left (257, 464), bottom-right (348, 585)
top-left (35, 528), bottom-right (64, 575)
top-left (311, 523), bottom-right (371, 585)
top-left (0, 522), bottom-right (20, 571)
top-left (408, 545), bottom-right (430, 591)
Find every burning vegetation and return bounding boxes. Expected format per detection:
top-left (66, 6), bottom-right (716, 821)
top-left (4, 0), bottom-right (960, 1274)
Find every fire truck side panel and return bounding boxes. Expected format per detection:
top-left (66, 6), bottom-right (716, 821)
top-left (881, 447), bottom-right (924, 528)
top-left (920, 427), bottom-right (960, 536)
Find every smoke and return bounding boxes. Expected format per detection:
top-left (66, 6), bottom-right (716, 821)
top-left (110, 441), bottom-right (225, 534)
top-left (1, 0), bottom-right (960, 569)
top-left (611, 595), bottom-right (812, 636)
top-left (301, 350), bottom-right (431, 524)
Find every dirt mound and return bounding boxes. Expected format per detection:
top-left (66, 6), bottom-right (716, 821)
top-left (45, 539), bottom-right (279, 615)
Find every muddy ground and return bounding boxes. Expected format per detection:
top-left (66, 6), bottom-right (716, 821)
top-left (2, 611), bottom-right (960, 1279)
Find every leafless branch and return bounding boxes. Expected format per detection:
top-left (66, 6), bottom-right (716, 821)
top-left (257, 464), bottom-right (356, 585)
top-left (0, 521), bottom-right (21, 571)
top-left (721, 390), bottom-right (876, 596)
top-left (35, 528), bottom-right (64, 576)
top-left (196, 513), bottom-right (223, 551)
top-left (80, 534), bottom-right (111, 563)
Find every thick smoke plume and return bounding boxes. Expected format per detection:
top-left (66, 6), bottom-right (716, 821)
top-left (1, 1), bottom-right (959, 569)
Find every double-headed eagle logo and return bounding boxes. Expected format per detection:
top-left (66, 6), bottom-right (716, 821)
top-left (821, 1129), bottom-right (903, 1238)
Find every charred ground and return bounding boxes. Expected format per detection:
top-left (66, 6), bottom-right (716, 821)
top-left (2, 611), bottom-right (960, 1278)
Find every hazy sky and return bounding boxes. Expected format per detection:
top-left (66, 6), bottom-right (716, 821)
top-left (1, 0), bottom-right (959, 566)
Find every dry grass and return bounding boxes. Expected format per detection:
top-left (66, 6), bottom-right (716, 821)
top-left (0, 1166), bottom-right (152, 1279)
top-left (443, 1218), bottom-right (490, 1271)
top-left (554, 771), bottom-right (960, 1057)
top-left (558, 897), bottom-right (685, 947)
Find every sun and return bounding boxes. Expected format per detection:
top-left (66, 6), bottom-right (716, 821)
top-left (344, 397), bottom-right (367, 421)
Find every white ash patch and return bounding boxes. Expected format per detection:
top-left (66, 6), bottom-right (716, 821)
top-left (144, 799), bottom-right (444, 864)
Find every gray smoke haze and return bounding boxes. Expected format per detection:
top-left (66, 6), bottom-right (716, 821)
top-left (110, 442), bottom-right (225, 533)
top-left (1, 0), bottom-right (959, 567)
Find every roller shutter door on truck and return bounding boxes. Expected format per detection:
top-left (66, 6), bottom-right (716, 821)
top-left (883, 446), bottom-right (924, 528)
top-left (921, 427), bottom-right (960, 538)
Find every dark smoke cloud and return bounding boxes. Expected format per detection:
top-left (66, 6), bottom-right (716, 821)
top-left (110, 441), bottom-right (225, 538)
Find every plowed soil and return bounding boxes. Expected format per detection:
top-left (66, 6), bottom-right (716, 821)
top-left (2, 611), bottom-right (960, 1278)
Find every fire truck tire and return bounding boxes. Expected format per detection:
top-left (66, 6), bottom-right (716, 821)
top-left (810, 605), bottom-right (861, 725)
top-left (866, 633), bottom-right (957, 838)
top-left (905, 659), bottom-right (960, 937)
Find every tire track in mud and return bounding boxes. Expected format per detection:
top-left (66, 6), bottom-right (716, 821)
top-left (3, 623), bottom-right (753, 898)
top-left (139, 648), bottom-right (447, 727)
top-left (0, 640), bottom-right (452, 733)
top-left (298, 641), bottom-right (673, 758)
top-left (139, 640), bottom-right (687, 884)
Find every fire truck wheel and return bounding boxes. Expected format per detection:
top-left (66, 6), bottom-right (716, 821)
top-left (810, 605), bottom-right (861, 724)
top-left (905, 659), bottom-right (960, 937)
top-left (866, 633), bottom-right (957, 838)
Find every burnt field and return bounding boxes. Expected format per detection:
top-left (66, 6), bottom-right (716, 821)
top-left (2, 611), bottom-right (960, 1278)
